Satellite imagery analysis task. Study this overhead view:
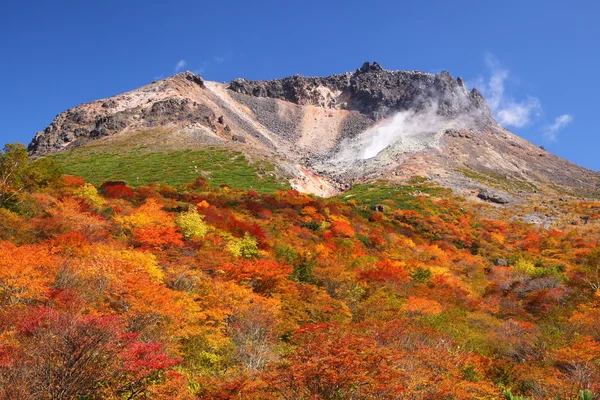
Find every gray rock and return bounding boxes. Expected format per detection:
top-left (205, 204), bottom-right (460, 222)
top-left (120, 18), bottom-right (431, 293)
top-left (495, 258), bottom-right (508, 267)
top-left (371, 204), bottom-right (385, 212)
top-left (477, 189), bottom-right (509, 204)
top-left (231, 134), bottom-right (246, 143)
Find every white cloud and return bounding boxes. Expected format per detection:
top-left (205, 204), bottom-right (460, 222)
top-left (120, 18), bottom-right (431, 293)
top-left (213, 55), bottom-right (225, 64)
top-left (473, 54), bottom-right (541, 128)
top-left (496, 97), bottom-right (541, 128)
top-left (544, 114), bottom-right (573, 142)
top-left (174, 59), bottom-right (186, 72)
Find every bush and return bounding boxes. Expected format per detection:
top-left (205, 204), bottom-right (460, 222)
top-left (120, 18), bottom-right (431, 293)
top-left (410, 267), bottom-right (432, 283)
top-left (175, 206), bottom-right (208, 239)
top-left (75, 183), bottom-right (104, 208)
top-left (227, 233), bottom-right (259, 259)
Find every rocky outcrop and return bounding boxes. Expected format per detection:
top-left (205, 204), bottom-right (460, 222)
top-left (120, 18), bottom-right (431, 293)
top-left (28, 72), bottom-right (211, 154)
top-left (229, 62), bottom-right (493, 123)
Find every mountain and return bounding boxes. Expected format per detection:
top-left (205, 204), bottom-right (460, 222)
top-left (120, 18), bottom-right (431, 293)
top-left (28, 62), bottom-right (600, 200)
top-left (7, 63), bottom-right (600, 399)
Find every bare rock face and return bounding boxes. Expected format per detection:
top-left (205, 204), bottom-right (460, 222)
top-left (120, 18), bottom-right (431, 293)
top-left (229, 62), bottom-right (493, 123)
top-left (28, 72), bottom-right (208, 155)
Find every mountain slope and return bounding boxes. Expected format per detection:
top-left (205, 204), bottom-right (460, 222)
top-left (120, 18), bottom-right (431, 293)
top-left (28, 62), bottom-right (600, 200)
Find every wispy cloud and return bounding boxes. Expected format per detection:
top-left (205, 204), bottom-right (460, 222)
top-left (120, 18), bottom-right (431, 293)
top-left (544, 114), bottom-right (573, 142)
top-left (193, 53), bottom-right (232, 74)
top-left (473, 54), bottom-right (541, 128)
top-left (174, 59), bottom-right (186, 73)
top-left (156, 52), bottom-right (232, 80)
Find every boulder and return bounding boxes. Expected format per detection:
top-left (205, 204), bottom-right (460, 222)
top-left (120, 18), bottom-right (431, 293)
top-left (477, 189), bottom-right (509, 204)
top-left (495, 258), bottom-right (508, 267)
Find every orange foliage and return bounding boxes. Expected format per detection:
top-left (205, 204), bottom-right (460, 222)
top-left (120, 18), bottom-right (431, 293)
top-left (1, 168), bottom-right (600, 398)
top-left (406, 296), bottom-right (442, 315)
top-left (219, 259), bottom-right (293, 295)
top-left (133, 226), bottom-right (184, 249)
top-left (330, 220), bottom-right (355, 237)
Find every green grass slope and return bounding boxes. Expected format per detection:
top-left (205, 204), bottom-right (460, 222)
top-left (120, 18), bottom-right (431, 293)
top-left (50, 147), bottom-right (290, 193)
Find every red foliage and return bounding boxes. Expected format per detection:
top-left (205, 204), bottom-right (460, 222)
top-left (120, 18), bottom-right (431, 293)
top-left (120, 340), bottom-right (181, 379)
top-left (369, 211), bottom-right (384, 223)
top-left (358, 259), bottom-right (410, 286)
top-left (49, 231), bottom-right (90, 256)
top-left (226, 217), bottom-right (267, 247)
top-left (63, 175), bottom-right (86, 187)
top-left (0, 306), bottom-right (181, 399)
top-left (263, 326), bottom-right (406, 399)
top-left (101, 181), bottom-right (136, 199)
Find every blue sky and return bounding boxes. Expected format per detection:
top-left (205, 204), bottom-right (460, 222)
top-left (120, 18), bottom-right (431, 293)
top-left (1, 0), bottom-right (598, 170)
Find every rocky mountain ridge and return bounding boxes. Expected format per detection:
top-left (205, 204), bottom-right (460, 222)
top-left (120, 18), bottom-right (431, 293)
top-left (229, 62), bottom-right (493, 122)
top-left (28, 62), bottom-right (600, 200)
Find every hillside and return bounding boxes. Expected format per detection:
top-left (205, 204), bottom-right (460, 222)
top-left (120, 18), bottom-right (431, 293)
top-left (0, 165), bottom-right (599, 398)
top-left (28, 63), bottom-right (600, 200)
top-left (2, 62), bottom-right (598, 398)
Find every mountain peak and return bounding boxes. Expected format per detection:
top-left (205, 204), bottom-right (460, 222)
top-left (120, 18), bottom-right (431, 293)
top-left (229, 64), bottom-right (493, 124)
top-left (27, 65), bottom-right (600, 200)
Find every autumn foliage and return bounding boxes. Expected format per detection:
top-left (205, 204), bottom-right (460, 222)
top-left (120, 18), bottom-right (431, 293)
top-left (1, 162), bottom-right (600, 399)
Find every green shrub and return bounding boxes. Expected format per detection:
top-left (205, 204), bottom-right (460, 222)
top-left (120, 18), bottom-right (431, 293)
top-left (410, 267), bottom-right (432, 284)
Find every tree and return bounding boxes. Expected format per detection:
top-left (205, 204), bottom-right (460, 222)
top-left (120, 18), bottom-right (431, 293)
top-left (583, 247), bottom-right (600, 294)
top-left (0, 143), bottom-right (29, 208)
top-left (0, 143), bottom-right (62, 208)
top-left (263, 325), bottom-right (406, 399)
top-left (0, 306), bottom-right (180, 399)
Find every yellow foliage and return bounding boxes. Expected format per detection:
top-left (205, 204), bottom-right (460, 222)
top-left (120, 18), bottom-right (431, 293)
top-left (226, 233), bottom-right (258, 258)
top-left (315, 243), bottom-right (332, 257)
top-left (114, 198), bottom-right (173, 230)
top-left (117, 249), bottom-right (164, 283)
top-left (300, 206), bottom-right (318, 217)
top-left (513, 258), bottom-right (536, 276)
top-left (75, 183), bottom-right (104, 208)
top-left (196, 200), bottom-right (210, 209)
top-left (490, 232), bottom-right (505, 245)
top-left (175, 207), bottom-right (209, 239)
top-left (428, 265), bottom-right (451, 276)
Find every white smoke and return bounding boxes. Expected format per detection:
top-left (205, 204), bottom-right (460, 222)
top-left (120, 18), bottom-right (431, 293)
top-left (357, 106), bottom-right (449, 159)
top-left (333, 100), bottom-right (483, 163)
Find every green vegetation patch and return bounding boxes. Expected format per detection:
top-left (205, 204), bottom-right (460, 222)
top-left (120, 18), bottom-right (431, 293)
top-left (49, 147), bottom-right (290, 193)
top-left (339, 179), bottom-right (449, 213)
top-left (459, 167), bottom-right (538, 193)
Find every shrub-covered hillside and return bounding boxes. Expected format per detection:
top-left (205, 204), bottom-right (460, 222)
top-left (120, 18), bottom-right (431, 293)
top-left (1, 144), bottom-right (600, 399)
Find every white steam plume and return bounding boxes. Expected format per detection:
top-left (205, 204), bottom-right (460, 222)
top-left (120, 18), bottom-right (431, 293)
top-left (333, 97), bottom-right (485, 162)
top-left (355, 106), bottom-right (449, 160)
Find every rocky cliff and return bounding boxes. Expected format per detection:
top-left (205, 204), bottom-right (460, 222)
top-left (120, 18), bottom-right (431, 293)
top-left (229, 62), bottom-right (493, 122)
